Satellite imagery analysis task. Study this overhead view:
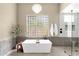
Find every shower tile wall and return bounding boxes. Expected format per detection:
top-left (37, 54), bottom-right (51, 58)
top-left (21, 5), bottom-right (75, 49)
top-left (50, 37), bottom-right (79, 46)
top-left (59, 13), bottom-right (79, 37)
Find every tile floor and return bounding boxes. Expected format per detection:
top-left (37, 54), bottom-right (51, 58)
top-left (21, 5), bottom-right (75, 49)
top-left (9, 46), bottom-right (79, 56)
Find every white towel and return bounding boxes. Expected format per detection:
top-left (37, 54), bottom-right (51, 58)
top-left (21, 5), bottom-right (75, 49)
top-left (50, 24), bottom-right (54, 36)
top-left (54, 24), bottom-right (58, 36)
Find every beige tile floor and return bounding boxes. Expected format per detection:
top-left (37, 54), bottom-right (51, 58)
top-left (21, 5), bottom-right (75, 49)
top-left (9, 46), bottom-right (79, 56)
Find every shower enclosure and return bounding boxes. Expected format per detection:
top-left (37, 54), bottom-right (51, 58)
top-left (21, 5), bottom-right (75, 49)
top-left (60, 10), bottom-right (79, 56)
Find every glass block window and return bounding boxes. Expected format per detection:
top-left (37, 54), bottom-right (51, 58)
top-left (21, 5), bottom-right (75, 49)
top-left (63, 14), bottom-right (74, 22)
top-left (26, 15), bottom-right (49, 38)
top-left (62, 13), bottom-right (75, 37)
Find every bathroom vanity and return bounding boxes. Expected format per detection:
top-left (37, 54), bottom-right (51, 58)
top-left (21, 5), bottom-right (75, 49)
top-left (22, 39), bottom-right (52, 53)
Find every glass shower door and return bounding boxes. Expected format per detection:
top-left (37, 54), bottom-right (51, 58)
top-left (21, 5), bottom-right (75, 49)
top-left (63, 12), bottom-right (79, 56)
top-left (60, 12), bottom-right (79, 56)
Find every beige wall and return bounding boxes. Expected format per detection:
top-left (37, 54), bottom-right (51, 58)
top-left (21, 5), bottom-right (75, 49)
top-left (17, 3), bottom-right (59, 36)
top-left (0, 3), bottom-right (69, 39)
top-left (0, 3), bottom-right (17, 40)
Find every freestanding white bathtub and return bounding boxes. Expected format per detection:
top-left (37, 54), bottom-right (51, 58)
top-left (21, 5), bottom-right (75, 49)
top-left (22, 39), bottom-right (52, 53)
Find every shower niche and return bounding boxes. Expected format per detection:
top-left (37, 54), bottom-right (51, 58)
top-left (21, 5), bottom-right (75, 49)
top-left (65, 25), bottom-right (75, 31)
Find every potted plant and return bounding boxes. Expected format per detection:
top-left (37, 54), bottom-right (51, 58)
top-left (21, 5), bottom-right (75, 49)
top-left (11, 25), bottom-right (22, 48)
